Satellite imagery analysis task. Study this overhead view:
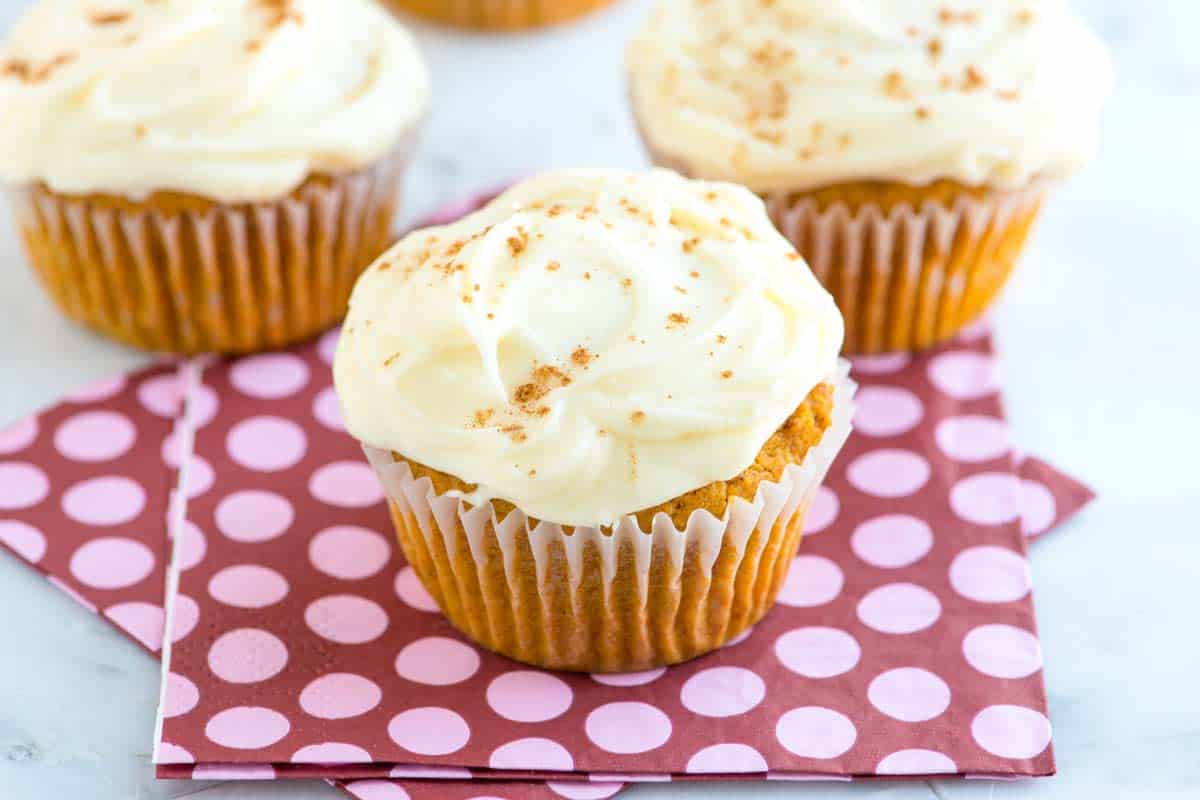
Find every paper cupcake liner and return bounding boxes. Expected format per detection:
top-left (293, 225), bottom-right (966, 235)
top-left (364, 365), bottom-right (855, 673)
top-left (7, 135), bottom-right (416, 355)
top-left (763, 184), bottom-right (1046, 354)
top-left (384, 0), bottom-right (613, 30)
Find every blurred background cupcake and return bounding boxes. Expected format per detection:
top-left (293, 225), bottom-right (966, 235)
top-left (385, 0), bottom-right (616, 31)
top-left (628, 0), bottom-right (1111, 354)
top-left (335, 168), bottom-right (851, 671)
top-left (0, 0), bottom-right (429, 354)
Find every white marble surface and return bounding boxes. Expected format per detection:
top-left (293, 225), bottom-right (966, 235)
top-left (1, 1), bottom-right (1197, 798)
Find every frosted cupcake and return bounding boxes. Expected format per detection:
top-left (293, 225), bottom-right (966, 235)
top-left (0, 0), bottom-right (429, 354)
top-left (335, 169), bottom-right (852, 671)
top-left (385, 0), bottom-right (615, 31)
top-left (628, 1), bottom-right (1111, 353)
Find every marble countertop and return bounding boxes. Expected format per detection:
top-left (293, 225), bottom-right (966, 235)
top-left (1, 1), bottom-right (1197, 798)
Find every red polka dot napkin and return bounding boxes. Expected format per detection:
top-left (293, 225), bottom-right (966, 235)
top-left (146, 312), bottom-right (1092, 787)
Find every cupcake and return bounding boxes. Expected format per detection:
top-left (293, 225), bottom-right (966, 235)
top-left (335, 168), bottom-right (852, 671)
top-left (628, 1), bottom-right (1111, 353)
top-left (0, 0), bottom-right (429, 354)
top-left (385, 0), bottom-right (615, 31)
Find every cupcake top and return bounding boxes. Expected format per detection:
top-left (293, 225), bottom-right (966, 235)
top-left (0, 0), bottom-right (429, 202)
top-left (628, 0), bottom-right (1111, 192)
top-left (335, 169), bottom-right (844, 527)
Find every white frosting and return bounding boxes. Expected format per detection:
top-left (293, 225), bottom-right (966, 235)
top-left (0, 0), bottom-right (429, 201)
top-left (335, 169), bottom-right (844, 527)
top-left (628, 0), bottom-right (1112, 192)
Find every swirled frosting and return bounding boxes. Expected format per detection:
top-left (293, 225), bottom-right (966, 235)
top-left (335, 169), bottom-right (844, 526)
top-left (628, 0), bottom-right (1111, 192)
top-left (0, 0), bottom-right (428, 201)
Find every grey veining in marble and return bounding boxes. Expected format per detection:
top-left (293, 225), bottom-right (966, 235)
top-left (1, 1), bottom-right (1197, 797)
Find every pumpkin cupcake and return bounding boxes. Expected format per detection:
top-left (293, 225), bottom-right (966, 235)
top-left (385, 0), bottom-right (615, 31)
top-left (628, 1), bottom-right (1111, 353)
top-left (0, 0), bottom-right (429, 354)
top-left (335, 169), bottom-right (852, 672)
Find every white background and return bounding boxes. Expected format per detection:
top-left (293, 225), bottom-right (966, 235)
top-left (1, 1), bottom-right (1197, 798)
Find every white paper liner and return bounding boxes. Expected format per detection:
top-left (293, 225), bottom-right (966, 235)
top-left (7, 131), bottom-right (417, 354)
top-left (365, 363), bottom-right (855, 670)
top-left (762, 184), bottom-right (1045, 353)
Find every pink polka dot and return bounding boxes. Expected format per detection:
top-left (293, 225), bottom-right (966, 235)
top-left (487, 671), bottom-right (573, 722)
top-left (680, 667), bottom-right (765, 717)
top-left (851, 514), bottom-right (934, 568)
top-left (868, 667), bottom-right (951, 722)
top-left (0, 520), bottom-right (46, 562)
top-left (208, 564), bottom-right (289, 608)
top-left (876, 749), bottom-right (958, 775)
top-left (395, 566), bottom-right (438, 612)
top-left (54, 411), bottom-right (136, 462)
top-left (300, 673), bottom-right (382, 719)
top-left (955, 316), bottom-right (992, 342)
top-left (291, 742), bottom-right (371, 764)
top-left (163, 672), bottom-right (200, 718)
top-left (775, 707), bottom-right (857, 759)
top-left (103, 602), bottom-right (164, 650)
top-left (851, 352), bottom-right (910, 375)
top-left (70, 537), bottom-right (154, 589)
top-left (950, 546), bottom-right (1031, 603)
top-left (161, 430), bottom-right (182, 468)
top-left (306, 595), bottom-right (389, 644)
top-left (185, 456), bottom-right (214, 499)
top-left (589, 668), bottom-right (666, 686)
top-left (491, 737), bottom-right (575, 770)
top-left (66, 374), bottom-right (126, 403)
top-left (548, 783), bottom-right (623, 800)
top-left (190, 383), bottom-right (220, 428)
top-left (686, 743), bottom-right (767, 774)
top-left (803, 486), bottom-right (838, 535)
top-left (207, 628), bottom-right (288, 683)
top-left (395, 636), bottom-right (479, 685)
top-left (388, 707), bottom-right (470, 755)
top-left (313, 387), bottom-right (345, 431)
top-left (309, 525), bottom-right (391, 580)
top-left (775, 555), bottom-right (843, 607)
top-left (214, 490), bottom-right (294, 542)
top-left (964, 624), bottom-right (1043, 678)
top-left (156, 743), bottom-right (194, 764)
top-left (927, 351), bottom-right (999, 400)
top-left (170, 594), bottom-right (199, 642)
top-left (775, 627), bottom-right (861, 678)
top-left (344, 781), bottom-right (411, 800)
top-left (230, 353), bottom-right (310, 398)
top-left (971, 705), bottom-right (1052, 759)
top-left (192, 764), bottom-right (276, 780)
top-left (318, 327), bottom-right (341, 364)
top-left (204, 706), bottom-right (290, 749)
top-left (847, 449), bottom-right (931, 498)
top-left (177, 520), bottom-right (206, 571)
top-left (62, 476), bottom-right (145, 526)
top-left (0, 463), bottom-right (49, 510)
top-left (951, 472), bottom-right (1020, 526)
top-left (1020, 480), bottom-right (1057, 537)
top-left (309, 461), bottom-right (385, 507)
top-left (724, 625), bottom-right (756, 648)
top-left (936, 416), bottom-right (1010, 463)
top-left (0, 416), bottom-right (38, 454)
top-left (138, 374), bottom-right (183, 417)
top-left (585, 702), bottom-right (672, 754)
top-left (857, 582), bottom-right (942, 634)
top-left (853, 386), bottom-right (923, 436)
top-left (226, 416), bottom-right (307, 472)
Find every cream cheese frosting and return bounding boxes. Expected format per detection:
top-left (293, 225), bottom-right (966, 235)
top-left (0, 0), bottom-right (429, 202)
top-left (335, 169), bottom-right (844, 527)
top-left (628, 0), bottom-right (1112, 192)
